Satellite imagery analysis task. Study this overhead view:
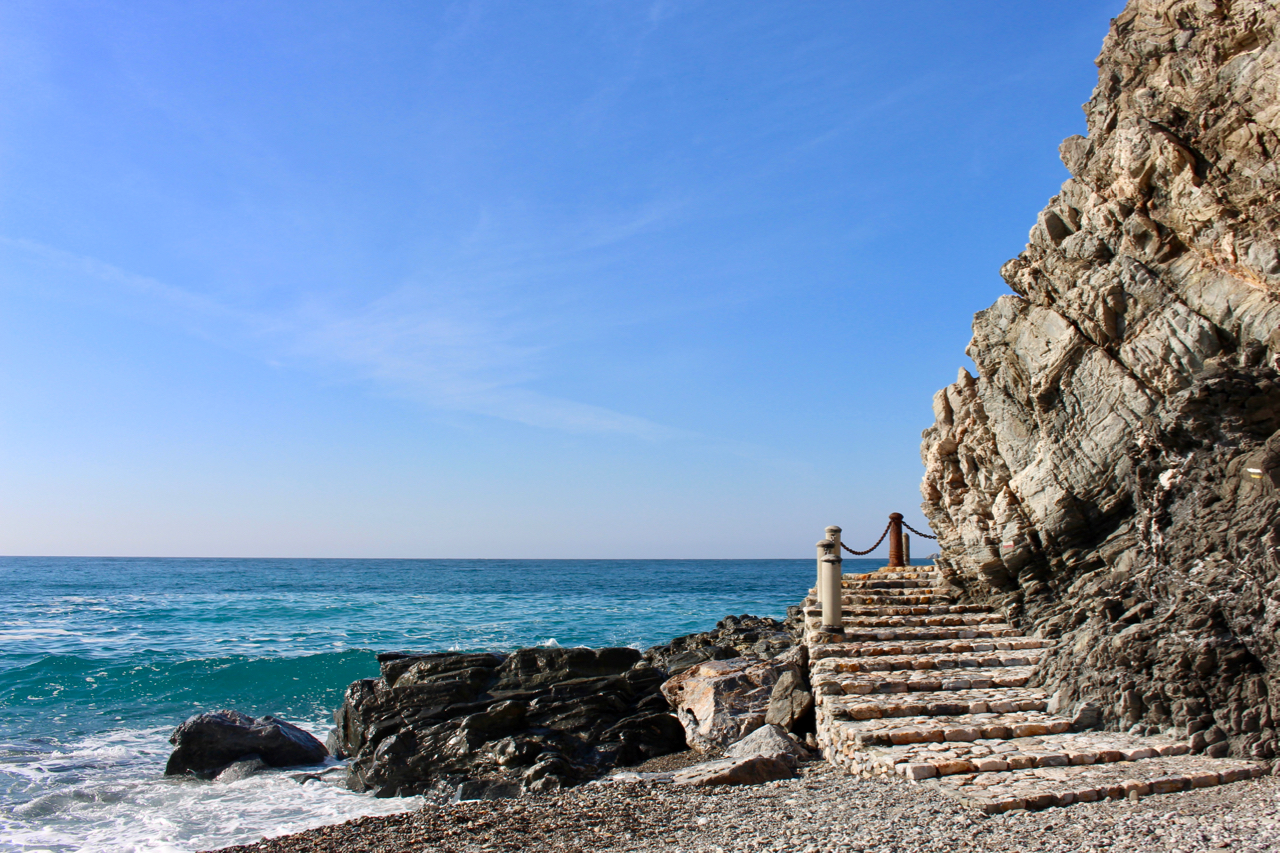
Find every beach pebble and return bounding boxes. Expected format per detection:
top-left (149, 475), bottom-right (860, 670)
top-left (211, 760), bottom-right (1280, 853)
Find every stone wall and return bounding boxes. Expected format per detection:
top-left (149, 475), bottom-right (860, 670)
top-left (921, 0), bottom-right (1280, 759)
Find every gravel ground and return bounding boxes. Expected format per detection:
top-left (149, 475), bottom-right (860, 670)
top-left (213, 760), bottom-right (1280, 853)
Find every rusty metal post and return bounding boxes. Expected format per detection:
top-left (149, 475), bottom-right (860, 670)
top-left (887, 512), bottom-right (905, 567)
top-left (903, 532), bottom-right (911, 567)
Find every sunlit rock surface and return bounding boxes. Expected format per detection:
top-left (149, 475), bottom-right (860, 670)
top-left (921, 0), bottom-right (1280, 760)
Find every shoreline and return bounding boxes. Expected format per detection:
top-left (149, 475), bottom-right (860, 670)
top-left (211, 760), bottom-right (1280, 853)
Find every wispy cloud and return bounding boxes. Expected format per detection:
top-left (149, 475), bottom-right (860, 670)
top-left (1, 235), bottom-right (687, 440)
top-left (0, 236), bottom-right (234, 324)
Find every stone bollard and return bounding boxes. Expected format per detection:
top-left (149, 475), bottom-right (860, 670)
top-left (824, 525), bottom-right (843, 629)
top-left (825, 525), bottom-right (842, 560)
top-left (903, 532), bottom-right (911, 567)
top-left (816, 537), bottom-right (835, 598)
top-left (820, 553), bottom-right (843, 631)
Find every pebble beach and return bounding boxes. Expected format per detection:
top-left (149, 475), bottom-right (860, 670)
top-left (214, 759), bottom-right (1280, 853)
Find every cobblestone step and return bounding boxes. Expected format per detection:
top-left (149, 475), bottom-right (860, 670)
top-left (844, 594), bottom-right (956, 606)
top-left (814, 665), bottom-right (1038, 695)
top-left (826, 727), bottom-right (1193, 777)
top-left (839, 598), bottom-right (961, 610)
top-left (856, 614), bottom-right (1004, 627)
top-left (804, 608), bottom-right (1001, 624)
top-left (842, 571), bottom-right (939, 581)
top-left (928, 756), bottom-right (1267, 814)
top-left (843, 604), bottom-right (995, 616)
top-left (836, 626), bottom-right (1024, 642)
top-left (810, 638), bottom-right (1051, 663)
top-left (815, 613), bottom-right (1008, 628)
top-left (821, 687), bottom-right (1050, 720)
top-left (844, 579), bottom-right (943, 590)
top-left (814, 649), bottom-right (1046, 676)
top-left (824, 711), bottom-right (1084, 748)
top-left (802, 596), bottom-right (992, 619)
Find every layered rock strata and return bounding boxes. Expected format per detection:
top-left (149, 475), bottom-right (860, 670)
top-left (921, 0), bottom-right (1280, 760)
top-left (642, 614), bottom-right (799, 676)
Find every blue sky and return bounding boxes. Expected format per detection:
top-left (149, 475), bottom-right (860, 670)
top-left (0, 1), bottom-right (1123, 558)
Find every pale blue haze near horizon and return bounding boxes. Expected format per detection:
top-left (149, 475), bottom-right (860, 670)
top-left (0, 1), bottom-right (1124, 558)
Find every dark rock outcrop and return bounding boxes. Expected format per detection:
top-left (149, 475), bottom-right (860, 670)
top-left (643, 614), bottom-right (800, 676)
top-left (332, 647), bottom-right (686, 797)
top-left (921, 0), bottom-right (1280, 760)
top-left (165, 710), bottom-right (328, 777)
top-left (213, 755), bottom-right (269, 783)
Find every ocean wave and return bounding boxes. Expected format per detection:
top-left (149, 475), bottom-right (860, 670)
top-left (0, 650), bottom-right (381, 743)
top-left (0, 721), bottom-right (419, 853)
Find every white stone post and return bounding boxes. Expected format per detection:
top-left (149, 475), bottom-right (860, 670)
top-left (820, 553), bottom-right (843, 631)
top-left (823, 525), bottom-right (843, 628)
top-left (826, 525), bottom-right (842, 559)
top-left (816, 536), bottom-right (834, 600)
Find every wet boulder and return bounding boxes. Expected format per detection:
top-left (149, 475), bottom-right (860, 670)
top-left (213, 755), bottom-right (269, 783)
top-left (165, 710), bottom-right (328, 777)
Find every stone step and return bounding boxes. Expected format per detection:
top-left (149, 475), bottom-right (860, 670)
top-left (804, 594), bottom-right (987, 615)
top-left (825, 726), bottom-right (1194, 779)
top-left (845, 595), bottom-right (956, 606)
top-left (847, 614), bottom-right (1008, 628)
top-left (816, 665), bottom-right (1038, 695)
top-left (816, 648), bottom-right (1046, 675)
top-left (798, 607), bottom-right (998, 622)
top-left (810, 638), bottom-right (1050, 664)
top-left (804, 610), bottom-right (1005, 627)
top-left (824, 711), bottom-right (1083, 749)
top-left (927, 755), bottom-right (1267, 814)
top-left (839, 568), bottom-right (942, 581)
top-left (844, 579), bottom-right (942, 590)
top-left (837, 626), bottom-right (1024, 642)
top-left (823, 687), bottom-right (1050, 720)
top-left (844, 604), bottom-right (995, 616)
top-left (844, 588), bottom-right (951, 598)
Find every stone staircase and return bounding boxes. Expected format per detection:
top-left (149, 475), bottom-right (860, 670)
top-left (803, 566), bottom-right (1266, 813)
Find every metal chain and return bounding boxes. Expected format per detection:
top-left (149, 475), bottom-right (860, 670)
top-left (840, 521), bottom-right (893, 555)
top-left (901, 521), bottom-right (938, 540)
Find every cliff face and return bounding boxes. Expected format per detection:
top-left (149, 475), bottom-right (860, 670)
top-left (921, 0), bottom-right (1280, 759)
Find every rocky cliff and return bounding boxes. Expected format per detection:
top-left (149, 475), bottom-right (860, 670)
top-left (921, 0), bottom-right (1280, 760)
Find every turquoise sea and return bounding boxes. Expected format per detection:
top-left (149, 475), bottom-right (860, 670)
top-left (0, 556), bottom-right (898, 852)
